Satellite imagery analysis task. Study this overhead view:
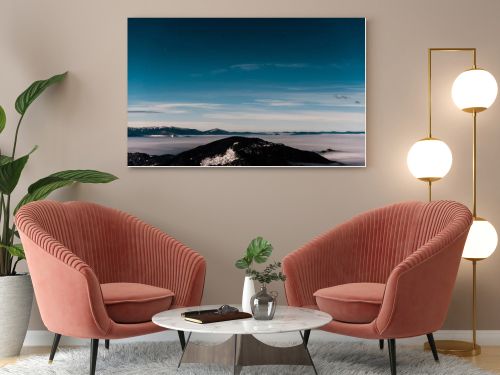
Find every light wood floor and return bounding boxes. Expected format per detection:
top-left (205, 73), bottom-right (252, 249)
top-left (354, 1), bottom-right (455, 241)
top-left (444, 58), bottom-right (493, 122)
top-left (2, 345), bottom-right (500, 372)
top-left (466, 346), bottom-right (500, 373)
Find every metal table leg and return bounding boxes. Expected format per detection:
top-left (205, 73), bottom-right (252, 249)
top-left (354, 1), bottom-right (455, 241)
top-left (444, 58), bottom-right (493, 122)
top-left (178, 332), bottom-right (317, 374)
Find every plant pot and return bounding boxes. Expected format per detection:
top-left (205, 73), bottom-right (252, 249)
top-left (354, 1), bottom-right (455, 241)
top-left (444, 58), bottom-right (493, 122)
top-left (0, 274), bottom-right (33, 358)
top-left (241, 276), bottom-right (255, 313)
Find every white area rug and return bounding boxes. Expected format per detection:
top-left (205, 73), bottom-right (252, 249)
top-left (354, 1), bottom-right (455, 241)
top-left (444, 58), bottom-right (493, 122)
top-left (0, 341), bottom-right (494, 374)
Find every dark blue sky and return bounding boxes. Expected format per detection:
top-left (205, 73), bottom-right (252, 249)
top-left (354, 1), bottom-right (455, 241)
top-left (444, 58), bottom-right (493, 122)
top-left (128, 18), bottom-right (365, 132)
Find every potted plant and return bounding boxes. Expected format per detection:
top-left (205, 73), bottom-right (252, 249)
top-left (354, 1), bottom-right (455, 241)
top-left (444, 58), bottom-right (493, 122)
top-left (235, 237), bottom-right (286, 318)
top-left (0, 72), bottom-right (117, 358)
top-left (235, 237), bottom-right (273, 313)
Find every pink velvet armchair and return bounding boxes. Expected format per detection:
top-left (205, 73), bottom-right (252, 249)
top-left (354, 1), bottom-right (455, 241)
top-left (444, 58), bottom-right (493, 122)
top-left (16, 200), bottom-right (206, 375)
top-left (283, 200), bottom-right (472, 375)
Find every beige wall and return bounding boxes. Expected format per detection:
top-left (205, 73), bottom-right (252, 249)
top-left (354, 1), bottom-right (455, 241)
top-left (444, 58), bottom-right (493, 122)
top-left (1, 0), bottom-right (500, 331)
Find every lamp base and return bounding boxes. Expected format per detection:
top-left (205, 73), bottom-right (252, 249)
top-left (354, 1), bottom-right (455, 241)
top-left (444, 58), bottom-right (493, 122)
top-left (423, 340), bottom-right (481, 357)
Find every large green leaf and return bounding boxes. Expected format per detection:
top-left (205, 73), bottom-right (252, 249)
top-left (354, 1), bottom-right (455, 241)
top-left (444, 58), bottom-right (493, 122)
top-left (27, 176), bottom-right (66, 194)
top-left (0, 244), bottom-right (25, 260)
top-left (31, 170), bottom-right (117, 191)
top-left (15, 72), bottom-right (67, 115)
top-left (27, 170), bottom-right (117, 194)
top-left (0, 105), bottom-right (5, 134)
top-left (0, 147), bottom-right (37, 194)
top-left (14, 169), bottom-right (117, 213)
top-left (51, 169), bottom-right (118, 183)
top-left (18, 179), bottom-right (73, 210)
top-left (246, 237), bottom-right (273, 264)
top-left (0, 155), bottom-right (13, 166)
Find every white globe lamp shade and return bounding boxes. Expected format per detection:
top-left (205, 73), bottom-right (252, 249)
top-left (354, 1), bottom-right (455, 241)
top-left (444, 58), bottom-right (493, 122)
top-left (462, 218), bottom-right (498, 259)
top-left (407, 138), bottom-right (453, 181)
top-left (452, 69), bottom-right (498, 113)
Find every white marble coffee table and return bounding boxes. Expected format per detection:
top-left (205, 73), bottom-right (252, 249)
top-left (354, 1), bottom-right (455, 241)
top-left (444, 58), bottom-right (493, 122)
top-left (153, 305), bottom-right (332, 374)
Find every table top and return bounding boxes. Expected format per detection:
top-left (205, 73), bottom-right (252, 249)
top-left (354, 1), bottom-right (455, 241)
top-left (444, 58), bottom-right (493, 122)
top-left (152, 305), bottom-right (332, 335)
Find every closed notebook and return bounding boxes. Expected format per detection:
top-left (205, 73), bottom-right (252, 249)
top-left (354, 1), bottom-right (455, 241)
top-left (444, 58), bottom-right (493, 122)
top-left (183, 311), bottom-right (252, 324)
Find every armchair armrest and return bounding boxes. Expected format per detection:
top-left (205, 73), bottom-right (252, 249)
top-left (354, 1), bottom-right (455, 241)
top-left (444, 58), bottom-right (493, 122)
top-left (376, 227), bottom-right (471, 338)
top-left (17, 230), bottom-right (111, 339)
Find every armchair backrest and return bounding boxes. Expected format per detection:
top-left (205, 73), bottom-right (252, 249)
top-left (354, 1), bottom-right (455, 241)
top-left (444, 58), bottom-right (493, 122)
top-left (16, 200), bottom-right (132, 284)
top-left (341, 201), bottom-right (422, 284)
top-left (283, 200), bottom-right (472, 308)
top-left (345, 200), bottom-right (469, 284)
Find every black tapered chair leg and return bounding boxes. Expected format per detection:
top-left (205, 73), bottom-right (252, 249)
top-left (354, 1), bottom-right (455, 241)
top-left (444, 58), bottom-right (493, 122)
top-left (426, 333), bottom-right (439, 362)
top-left (177, 330), bottom-right (186, 350)
top-left (48, 333), bottom-right (62, 363)
top-left (105, 339), bottom-right (110, 350)
top-left (303, 329), bottom-right (311, 347)
top-left (379, 339), bottom-right (384, 350)
top-left (388, 339), bottom-right (396, 375)
top-left (90, 339), bottom-right (99, 375)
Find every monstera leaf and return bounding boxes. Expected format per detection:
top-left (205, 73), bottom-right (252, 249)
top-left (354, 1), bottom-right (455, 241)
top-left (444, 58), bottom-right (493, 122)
top-left (235, 258), bottom-right (251, 269)
top-left (15, 72), bottom-right (67, 115)
top-left (235, 236), bottom-right (274, 269)
top-left (246, 236), bottom-right (273, 263)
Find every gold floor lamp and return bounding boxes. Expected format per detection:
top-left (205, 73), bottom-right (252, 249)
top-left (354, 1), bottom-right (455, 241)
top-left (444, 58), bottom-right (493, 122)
top-left (407, 48), bottom-right (498, 356)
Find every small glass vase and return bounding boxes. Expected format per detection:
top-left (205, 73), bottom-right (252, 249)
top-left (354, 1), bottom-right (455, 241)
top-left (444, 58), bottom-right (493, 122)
top-left (250, 285), bottom-right (278, 320)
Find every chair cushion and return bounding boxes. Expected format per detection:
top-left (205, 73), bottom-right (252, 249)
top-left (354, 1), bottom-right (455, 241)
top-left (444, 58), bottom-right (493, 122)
top-left (101, 283), bottom-right (174, 324)
top-left (313, 283), bottom-right (385, 324)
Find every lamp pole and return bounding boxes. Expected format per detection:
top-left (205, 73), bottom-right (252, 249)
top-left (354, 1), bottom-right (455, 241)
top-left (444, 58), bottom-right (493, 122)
top-left (469, 108), bottom-right (479, 352)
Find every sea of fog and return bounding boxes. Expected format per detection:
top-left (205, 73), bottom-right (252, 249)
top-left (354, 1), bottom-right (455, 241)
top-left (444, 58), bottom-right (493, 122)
top-left (128, 134), bottom-right (366, 166)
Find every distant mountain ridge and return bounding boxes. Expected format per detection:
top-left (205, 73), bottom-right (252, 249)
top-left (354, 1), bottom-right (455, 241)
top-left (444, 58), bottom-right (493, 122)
top-left (128, 136), bottom-right (343, 166)
top-left (128, 126), bottom-right (364, 137)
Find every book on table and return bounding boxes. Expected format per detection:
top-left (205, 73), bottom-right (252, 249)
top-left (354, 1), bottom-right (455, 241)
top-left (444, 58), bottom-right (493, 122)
top-left (182, 309), bottom-right (252, 324)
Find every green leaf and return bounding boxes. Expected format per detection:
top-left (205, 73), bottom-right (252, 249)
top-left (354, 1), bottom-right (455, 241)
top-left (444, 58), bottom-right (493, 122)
top-left (14, 169), bottom-right (117, 214)
top-left (26, 169), bottom-right (117, 195)
top-left (0, 155), bottom-right (13, 166)
top-left (27, 176), bottom-right (68, 194)
top-left (0, 105), bottom-right (5, 134)
top-left (0, 244), bottom-right (25, 259)
top-left (41, 169), bottom-right (117, 186)
top-left (0, 148), bottom-right (37, 194)
top-left (246, 237), bottom-right (273, 264)
top-left (17, 180), bottom-right (73, 211)
top-left (15, 72), bottom-right (67, 115)
top-left (235, 258), bottom-right (250, 269)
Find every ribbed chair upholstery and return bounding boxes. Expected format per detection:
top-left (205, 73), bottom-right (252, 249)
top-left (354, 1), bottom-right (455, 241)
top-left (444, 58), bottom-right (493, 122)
top-left (283, 200), bottom-right (472, 375)
top-left (16, 200), bottom-right (206, 375)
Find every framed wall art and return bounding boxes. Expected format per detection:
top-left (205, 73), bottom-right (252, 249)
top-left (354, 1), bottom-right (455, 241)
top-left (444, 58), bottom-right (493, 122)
top-left (128, 18), bottom-right (366, 167)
